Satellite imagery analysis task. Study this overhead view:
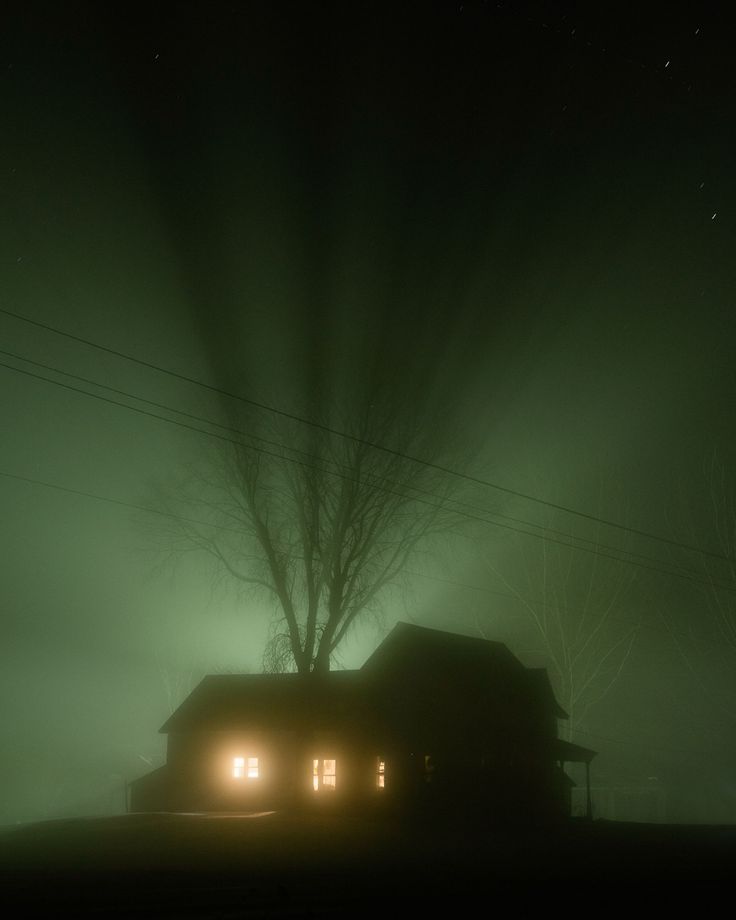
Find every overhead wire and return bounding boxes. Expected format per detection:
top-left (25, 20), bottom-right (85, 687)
top-left (2, 355), bottom-right (735, 596)
top-left (0, 305), bottom-right (732, 565)
top-left (0, 345), bottom-right (715, 582)
top-left (2, 466), bottom-right (736, 650)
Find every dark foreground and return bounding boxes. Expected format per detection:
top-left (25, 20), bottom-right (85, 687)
top-left (1, 810), bottom-right (734, 915)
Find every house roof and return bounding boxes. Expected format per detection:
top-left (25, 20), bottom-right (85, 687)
top-left (526, 668), bottom-right (569, 720)
top-left (160, 670), bottom-right (366, 734)
top-left (363, 623), bottom-right (566, 721)
top-left (362, 621), bottom-right (522, 677)
top-left (160, 622), bottom-right (573, 736)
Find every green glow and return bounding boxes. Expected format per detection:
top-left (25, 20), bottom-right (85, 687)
top-left (1, 5), bottom-right (735, 829)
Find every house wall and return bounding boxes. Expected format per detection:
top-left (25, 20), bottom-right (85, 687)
top-left (131, 735), bottom-right (570, 820)
top-left (161, 729), bottom-right (390, 811)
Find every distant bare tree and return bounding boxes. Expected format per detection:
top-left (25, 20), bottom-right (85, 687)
top-left (145, 397), bottom-right (461, 674)
top-left (156, 652), bottom-right (248, 715)
top-left (694, 450), bottom-right (736, 650)
top-left (663, 449), bottom-right (736, 718)
top-left (478, 476), bottom-right (639, 741)
top-left (156, 655), bottom-right (206, 715)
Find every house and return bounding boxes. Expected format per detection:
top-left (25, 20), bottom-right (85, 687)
top-left (130, 622), bottom-right (595, 820)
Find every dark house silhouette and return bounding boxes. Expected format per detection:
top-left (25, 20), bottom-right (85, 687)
top-left (131, 622), bottom-right (595, 820)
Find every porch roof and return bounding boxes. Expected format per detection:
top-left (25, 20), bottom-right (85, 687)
top-left (554, 738), bottom-right (597, 764)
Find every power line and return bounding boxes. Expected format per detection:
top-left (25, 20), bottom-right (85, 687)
top-left (3, 464), bottom-right (735, 655)
top-left (0, 345), bottom-right (714, 582)
top-left (1, 352), bottom-right (734, 595)
top-left (0, 347), bottom-right (349, 471)
top-left (3, 356), bottom-right (734, 595)
top-left (3, 465), bottom-right (736, 651)
top-left (0, 468), bottom-right (250, 536)
top-left (0, 305), bottom-right (730, 565)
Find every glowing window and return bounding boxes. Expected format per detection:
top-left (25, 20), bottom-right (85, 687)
top-left (233, 756), bottom-right (259, 779)
top-left (377, 758), bottom-right (385, 789)
top-left (312, 758), bottom-right (337, 790)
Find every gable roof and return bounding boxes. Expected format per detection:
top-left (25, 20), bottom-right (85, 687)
top-left (361, 621), bottom-right (522, 678)
top-left (361, 623), bottom-right (567, 731)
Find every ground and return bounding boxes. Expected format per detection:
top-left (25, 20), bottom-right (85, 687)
top-left (1, 810), bottom-right (734, 914)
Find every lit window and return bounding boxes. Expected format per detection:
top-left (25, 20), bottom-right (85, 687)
top-left (377, 758), bottom-right (385, 789)
top-left (323, 759), bottom-right (336, 788)
top-left (312, 757), bottom-right (337, 791)
top-left (233, 756), bottom-right (259, 779)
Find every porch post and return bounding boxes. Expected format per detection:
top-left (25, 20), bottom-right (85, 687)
top-left (585, 761), bottom-right (592, 820)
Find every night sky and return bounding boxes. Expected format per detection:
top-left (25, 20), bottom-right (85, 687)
top-left (2, 1), bottom-right (736, 824)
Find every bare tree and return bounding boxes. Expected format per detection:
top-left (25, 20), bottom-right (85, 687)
top-left (478, 475), bottom-right (639, 741)
top-left (157, 653), bottom-right (210, 715)
top-left (145, 399), bottom-right (460, 674)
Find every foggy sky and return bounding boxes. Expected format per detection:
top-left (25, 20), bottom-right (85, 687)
top-left (2, 2), bottom-right (736, 824)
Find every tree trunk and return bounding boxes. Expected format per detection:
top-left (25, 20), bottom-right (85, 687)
top-left (312, 643), bottom-right (331, 674)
